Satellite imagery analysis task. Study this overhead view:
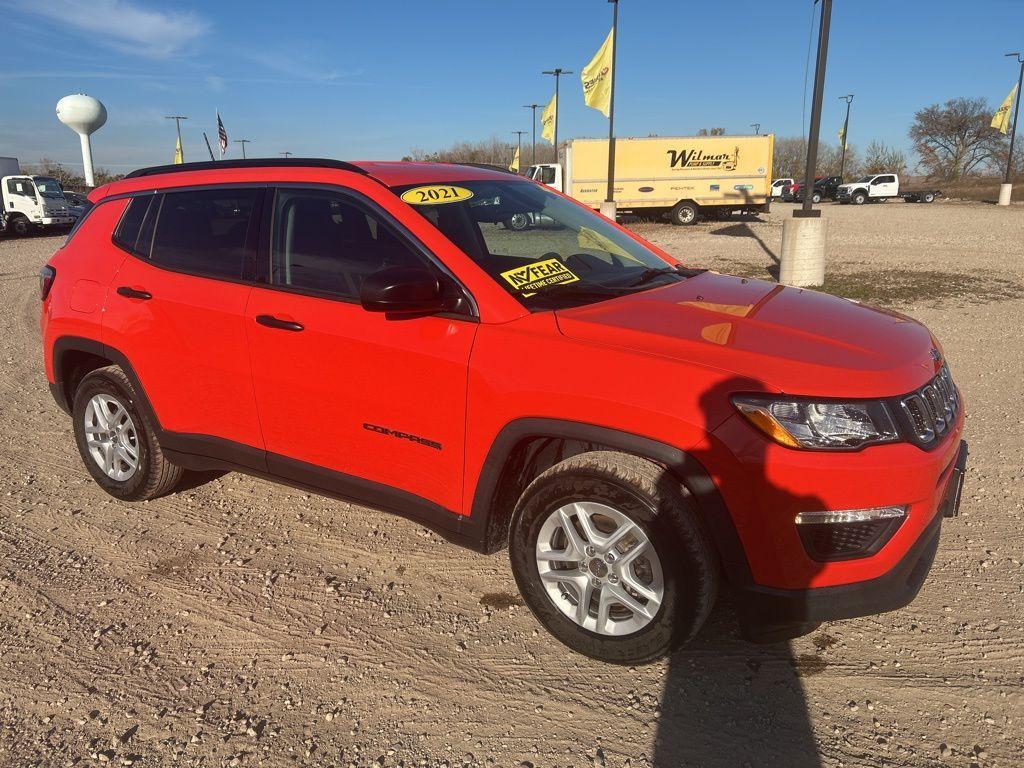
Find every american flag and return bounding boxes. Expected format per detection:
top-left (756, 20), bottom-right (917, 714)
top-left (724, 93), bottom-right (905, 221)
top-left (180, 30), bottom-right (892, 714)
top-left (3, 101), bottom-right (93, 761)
top-left (216, 111), bottom-right (228, 157)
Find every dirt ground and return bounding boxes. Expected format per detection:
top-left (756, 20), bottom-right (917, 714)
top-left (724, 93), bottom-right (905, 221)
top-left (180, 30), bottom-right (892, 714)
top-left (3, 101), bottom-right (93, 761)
top-left (1, 199), bottom-right (1021, 768)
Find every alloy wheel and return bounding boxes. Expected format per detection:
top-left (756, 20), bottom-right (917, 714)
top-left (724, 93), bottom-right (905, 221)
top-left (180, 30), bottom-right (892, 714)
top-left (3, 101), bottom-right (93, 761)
top-left (84, 394), bottom-right (140, 481)
top-left (535, 501), bottom-right (664, 636)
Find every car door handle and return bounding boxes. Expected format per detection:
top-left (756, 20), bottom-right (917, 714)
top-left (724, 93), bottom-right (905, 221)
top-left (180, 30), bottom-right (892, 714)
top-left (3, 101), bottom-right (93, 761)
top-left (255, 314), bottom-right (304, 332)
top-left (116, 286), bottom-right (152, 300)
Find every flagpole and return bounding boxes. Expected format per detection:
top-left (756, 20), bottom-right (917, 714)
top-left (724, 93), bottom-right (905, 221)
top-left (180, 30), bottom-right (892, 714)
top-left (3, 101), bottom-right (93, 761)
top-left (1002, 53), bottom-right (1023, 187)
top-left (838, 93), bottom-right (853, 180)
top-left (604, 0), bottom-right (619, 207)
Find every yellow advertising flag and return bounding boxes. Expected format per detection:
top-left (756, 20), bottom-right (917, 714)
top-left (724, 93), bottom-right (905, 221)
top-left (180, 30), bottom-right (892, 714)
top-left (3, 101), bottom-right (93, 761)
top-left (173, 136), bottom-right (183, 164)
top-left (838, 123), bottom-right (847, 150)
top-left (541, 93), bottom-right (557, 145)
top-left (509, 146), bottom-right (520, 173)
top-left (991, 83), bottom-right (1018, 134)
top-left (581, 28), bottom-right (614, 118)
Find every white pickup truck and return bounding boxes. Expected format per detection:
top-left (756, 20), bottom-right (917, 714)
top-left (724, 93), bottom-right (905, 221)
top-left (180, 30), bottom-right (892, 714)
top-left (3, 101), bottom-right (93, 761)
top-left (836, 173), bottom-right (941, 205)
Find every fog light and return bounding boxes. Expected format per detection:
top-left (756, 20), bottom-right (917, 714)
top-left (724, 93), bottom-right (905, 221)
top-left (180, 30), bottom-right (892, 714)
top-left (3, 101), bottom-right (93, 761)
top-left (795, 506), bottom-right (907, 562)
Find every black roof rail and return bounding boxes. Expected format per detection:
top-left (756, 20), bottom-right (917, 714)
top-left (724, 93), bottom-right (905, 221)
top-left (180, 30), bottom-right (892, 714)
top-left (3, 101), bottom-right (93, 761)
top-left (124, 157), bottom-right (368, 179)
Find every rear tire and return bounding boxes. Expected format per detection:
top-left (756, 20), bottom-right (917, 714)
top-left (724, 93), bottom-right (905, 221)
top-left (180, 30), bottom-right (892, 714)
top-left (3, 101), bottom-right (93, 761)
top-left (669, 201), bottom-right (698, 226)
top-left (72, 365), bottom-right (183, 501)
top-left (504, 213), bottom-right (531, 231)
top-left (811, 191), bottom-right (822, 204)
top-left (923, 193), bottom-right (935, 203)
top-left (509, 451), bottom-right (719, 664)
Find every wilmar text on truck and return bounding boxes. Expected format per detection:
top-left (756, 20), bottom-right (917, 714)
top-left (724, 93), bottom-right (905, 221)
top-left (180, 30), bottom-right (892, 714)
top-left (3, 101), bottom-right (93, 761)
top-left (525, 134), bottom-right (774, 225)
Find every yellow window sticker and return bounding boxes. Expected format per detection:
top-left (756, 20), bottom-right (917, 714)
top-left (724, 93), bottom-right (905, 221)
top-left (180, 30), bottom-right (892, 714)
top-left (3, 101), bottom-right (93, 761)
top-left (500, 258), bottom-right (580, 296)
top-left (399, 185), bottom-right (474, 205)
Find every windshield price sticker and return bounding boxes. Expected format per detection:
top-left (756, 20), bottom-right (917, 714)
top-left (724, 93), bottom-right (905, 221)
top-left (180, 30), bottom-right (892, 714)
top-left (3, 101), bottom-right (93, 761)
top-left (399, 185), bottom-right (474, 205)
top-left (500, 258), bottom-right (580, 296)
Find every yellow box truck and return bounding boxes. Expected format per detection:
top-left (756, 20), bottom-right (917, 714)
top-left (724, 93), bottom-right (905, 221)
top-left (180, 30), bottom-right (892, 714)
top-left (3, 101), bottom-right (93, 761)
top-left (525, 134), bottom-right (775, 225)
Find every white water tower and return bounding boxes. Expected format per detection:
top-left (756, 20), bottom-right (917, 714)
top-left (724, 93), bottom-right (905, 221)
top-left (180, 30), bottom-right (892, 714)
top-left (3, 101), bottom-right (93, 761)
top-left (56, 94), bottom-right (107, 187)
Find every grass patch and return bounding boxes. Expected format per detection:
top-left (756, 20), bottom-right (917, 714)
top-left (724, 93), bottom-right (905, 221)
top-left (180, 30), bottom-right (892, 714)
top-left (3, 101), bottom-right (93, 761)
top-left (714, 262), bottom-right (1024, 307)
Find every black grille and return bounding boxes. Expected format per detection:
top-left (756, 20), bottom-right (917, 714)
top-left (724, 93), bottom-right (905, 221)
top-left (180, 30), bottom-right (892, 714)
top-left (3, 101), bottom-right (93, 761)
top-left (798, 517), bottom-right (903, 561)
top-left (892, 364), bottom-right (959, 448)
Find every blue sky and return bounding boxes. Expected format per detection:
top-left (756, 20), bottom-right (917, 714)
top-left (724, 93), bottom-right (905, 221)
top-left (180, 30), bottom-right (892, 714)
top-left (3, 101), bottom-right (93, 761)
top-left (1, 0), bottom-right (1022, 172)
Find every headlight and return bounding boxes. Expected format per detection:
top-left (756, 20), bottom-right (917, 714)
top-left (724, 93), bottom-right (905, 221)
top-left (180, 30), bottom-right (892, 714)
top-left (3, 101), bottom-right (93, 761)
top-left (732, 396), bottom-right (898, 450)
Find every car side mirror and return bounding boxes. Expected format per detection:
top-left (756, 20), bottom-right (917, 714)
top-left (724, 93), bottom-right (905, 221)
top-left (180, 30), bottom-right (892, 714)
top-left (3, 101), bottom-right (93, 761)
top-left (360, 266), bottom-right (451, 317)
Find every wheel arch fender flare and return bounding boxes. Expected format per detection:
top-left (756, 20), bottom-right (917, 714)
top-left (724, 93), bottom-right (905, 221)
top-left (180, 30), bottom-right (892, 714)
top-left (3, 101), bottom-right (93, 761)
top-left (469, 417), bottom-right (753, 584)
top-left (50, 335), bottom-right (161, 431)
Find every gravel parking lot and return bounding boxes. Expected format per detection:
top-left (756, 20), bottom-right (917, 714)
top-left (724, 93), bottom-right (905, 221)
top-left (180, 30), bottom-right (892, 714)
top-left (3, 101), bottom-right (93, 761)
top-left (1, 200), bottom-right (1021, 768)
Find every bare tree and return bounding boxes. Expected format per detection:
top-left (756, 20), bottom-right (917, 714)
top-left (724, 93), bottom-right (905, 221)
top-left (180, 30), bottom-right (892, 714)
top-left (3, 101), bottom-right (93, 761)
top-left (772, 136), bottom-right (806, 179)
top-left (404, 136), bottom-right (556, 167)
top-left (909, 97), bottom-right (1007, 180)
top-left (697, 127), bottom-right (726, 136)
top-left (862, 141), bottom-right (908, 176)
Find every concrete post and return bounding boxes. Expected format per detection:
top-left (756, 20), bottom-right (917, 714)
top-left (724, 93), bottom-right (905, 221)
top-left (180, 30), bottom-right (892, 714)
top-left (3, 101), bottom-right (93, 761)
top-left (998, 183), bottom-right (1013, 206)
top-left (779, 216), bottom-right (827, 287)
top-left (599, 201), bottom-right (617, 221)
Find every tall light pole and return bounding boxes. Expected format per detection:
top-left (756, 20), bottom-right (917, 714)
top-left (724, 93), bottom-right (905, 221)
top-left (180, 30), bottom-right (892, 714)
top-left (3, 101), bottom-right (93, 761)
top-left (838, 93), bottom-right (854, 180)
top-left (600, 0), bottom-right (621, 215)
top-left (523, 104), bottom-right (540, 165)
top-left (779, 0), bottom-right (832, 288)
top-left (234, 139), bottom-right (251, 159)
top-left (512, 130), bottom-right (526, 171)
top-left (165, 115), bottom-right (188, 162)
top-left (542, 67), bottom-right (572, 161)
top-left (999, 52), bottom-right (1023, 206)
top-left (750, 122), bottom-right (761, 135)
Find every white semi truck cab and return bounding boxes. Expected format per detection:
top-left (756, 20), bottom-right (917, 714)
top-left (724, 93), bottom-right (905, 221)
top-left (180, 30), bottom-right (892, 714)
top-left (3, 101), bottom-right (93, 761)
top-left (0, 158), bottom-right (75, 236)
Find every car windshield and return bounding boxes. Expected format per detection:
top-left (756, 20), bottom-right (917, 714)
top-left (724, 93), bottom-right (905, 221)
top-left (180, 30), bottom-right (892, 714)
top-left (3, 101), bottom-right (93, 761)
top-left (34, 177), bottom-right (65, 199)
top-left (856, 176), bottom-right (874, 183)
top-left (392, 178), bottom-right (683, 310)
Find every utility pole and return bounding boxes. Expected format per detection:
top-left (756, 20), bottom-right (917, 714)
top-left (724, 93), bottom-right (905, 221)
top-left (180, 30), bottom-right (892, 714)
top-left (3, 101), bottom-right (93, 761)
top-left (603, 0), bottom-right (620, 214)
top-left (778, 0), bottom-right (832, 288)
top-left (165, 115), bottom-right (188, 161)
top-left (523, 104), bottom-right (540, 165)
top-left (280, 151), bottom-right (293, 158)
top-left (234, 139), bottom-right (251, 159)
top-left (999, 52), bottom-right (1023, 206)
top-left (542, 67), bottom-right (572, 165)
top-left (512, 131), bottom-right (526, 171)
top-left (750, 122), bottom-right (761, 135)
top-left (838, 93), bottom-right (854, 180)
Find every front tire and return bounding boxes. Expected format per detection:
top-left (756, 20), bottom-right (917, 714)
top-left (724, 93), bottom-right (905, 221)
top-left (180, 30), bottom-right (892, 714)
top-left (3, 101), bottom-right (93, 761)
top-left (923, 193), bottom-right (935, 203)
top-left (10, 215), bottom-right (31, 237)
top-left (72, 366), bottom-right (183, 501)
top-left (811, 191), bottom-right (822, 204)
top-left (509, 451), bottom-right (719, 664)
top-left (669, 201), bottom-right (698, 226)
top-left (851, 191), bottom-right (867, 205)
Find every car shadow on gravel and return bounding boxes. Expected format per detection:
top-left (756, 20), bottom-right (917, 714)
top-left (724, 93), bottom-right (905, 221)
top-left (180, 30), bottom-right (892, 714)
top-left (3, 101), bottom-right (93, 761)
top-left (652, 377), bottom-right (825, 767)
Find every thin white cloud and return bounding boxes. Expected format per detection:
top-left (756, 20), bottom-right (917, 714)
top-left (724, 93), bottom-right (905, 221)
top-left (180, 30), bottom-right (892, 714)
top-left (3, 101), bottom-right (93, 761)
top-left (8, 0), bottom-right (209, 58)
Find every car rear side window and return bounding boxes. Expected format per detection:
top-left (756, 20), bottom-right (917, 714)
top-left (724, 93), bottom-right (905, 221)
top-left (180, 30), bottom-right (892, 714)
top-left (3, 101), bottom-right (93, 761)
top-left (112, 196), bottom-right (156, 255)
top-left (150, 188), bottom-right (258, 280)
top-left (270, 188), bottom-right (425, 299)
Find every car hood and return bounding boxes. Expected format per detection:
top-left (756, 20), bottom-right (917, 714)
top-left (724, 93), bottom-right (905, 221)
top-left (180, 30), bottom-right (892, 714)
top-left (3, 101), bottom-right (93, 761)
top-left (555, 272), bottom-right (942, 398)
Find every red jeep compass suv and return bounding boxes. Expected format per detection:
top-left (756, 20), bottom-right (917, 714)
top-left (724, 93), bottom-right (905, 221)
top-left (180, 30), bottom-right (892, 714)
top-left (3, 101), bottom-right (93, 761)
top-left (40, 159), bottom-right (966, 663)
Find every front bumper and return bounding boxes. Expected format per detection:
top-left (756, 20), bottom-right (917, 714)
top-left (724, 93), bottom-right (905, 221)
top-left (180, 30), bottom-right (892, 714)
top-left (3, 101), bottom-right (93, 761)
top-left (40, 217), bottom-right (74, 226)
top-left (734, 440), bottom-right (966, 642)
